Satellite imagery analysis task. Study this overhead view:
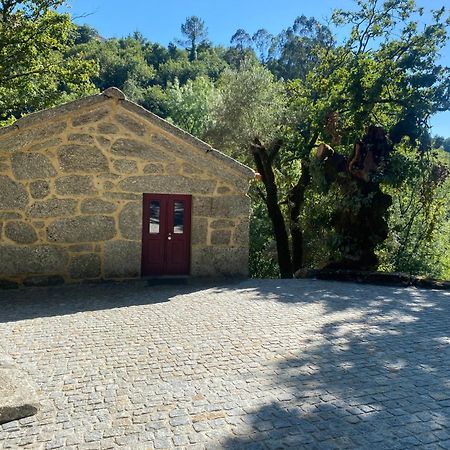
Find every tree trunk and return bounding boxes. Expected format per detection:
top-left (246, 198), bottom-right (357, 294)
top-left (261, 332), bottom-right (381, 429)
top-left (251, 139), bottom-right (293, 278)
top-left (289, 161), bottom-right (310, 272)
top-left (190, 41), bottom-right (197, 61)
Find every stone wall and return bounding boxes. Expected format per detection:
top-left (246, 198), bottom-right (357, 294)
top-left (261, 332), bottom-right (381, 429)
top-left (0, 93), bottom-right (252, 287)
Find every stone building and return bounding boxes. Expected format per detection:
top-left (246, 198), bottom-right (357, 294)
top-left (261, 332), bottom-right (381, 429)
top-left (0, 88), bottom-right (254, 287)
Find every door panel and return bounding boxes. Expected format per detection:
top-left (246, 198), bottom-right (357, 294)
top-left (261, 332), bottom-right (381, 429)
top-left (141, 194), bottom-right (191, 276)
top-left (165, 197), bottom-right (191, 275)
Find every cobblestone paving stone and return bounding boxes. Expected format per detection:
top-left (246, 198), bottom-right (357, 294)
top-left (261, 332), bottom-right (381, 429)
top-left (0, 279), bottom-right (449, 449)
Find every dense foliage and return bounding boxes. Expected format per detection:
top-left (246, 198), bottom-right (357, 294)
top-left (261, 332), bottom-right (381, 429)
top-left (0, 0), bottom-right (97, 124)
top-left (1, 1), bottom-right (449, 279)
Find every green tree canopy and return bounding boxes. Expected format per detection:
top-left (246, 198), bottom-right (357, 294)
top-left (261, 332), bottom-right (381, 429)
top-left (76, 35), bottom-right (155, 102)
top-left (206, 59), bottom-right (286, 160)
top-left (252, 29), bottom-right (273, 63)
top-left (268, 15), bottom-right (335, 80)
top-left (251, 0), bottom-right (450, 277)
top-left (178, 16), bottom-right (209, 61)
top-left (0, 0), bottom-right (97, 123)
top-left (230, 29), bottom-right (252, 50)
top-left (165, 76), bottom-right (220, 137)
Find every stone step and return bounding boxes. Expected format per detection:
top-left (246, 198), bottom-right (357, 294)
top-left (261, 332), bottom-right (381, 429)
top-left (0, 351), bottom-right (39, 425)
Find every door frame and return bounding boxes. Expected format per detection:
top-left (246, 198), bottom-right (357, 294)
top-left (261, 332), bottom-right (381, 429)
top-left (141, 193), bottom-right (192, 277)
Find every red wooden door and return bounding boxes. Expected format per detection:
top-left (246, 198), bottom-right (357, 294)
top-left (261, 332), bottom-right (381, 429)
top-left (141, 193), bottom-right (191, 276)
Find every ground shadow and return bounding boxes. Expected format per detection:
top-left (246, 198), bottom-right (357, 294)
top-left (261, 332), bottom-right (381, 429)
top-left (0, 278), bottom-right (242, 323)
top-left (1, 278), bottom-right (449, 448)
top-left (222, 280), bottom-right (450, 449)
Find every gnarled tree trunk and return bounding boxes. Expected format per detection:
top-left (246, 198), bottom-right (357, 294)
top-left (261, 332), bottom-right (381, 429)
top-left (251, 138), bottom-right (293, 278)
top-left (289, 161), bottom-right (310, 272)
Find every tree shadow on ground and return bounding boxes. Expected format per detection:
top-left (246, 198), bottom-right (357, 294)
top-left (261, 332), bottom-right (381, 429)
top-left (1, 278), bottom-right (449, 449)
top-left (223, 280), bottom-right (450, 449)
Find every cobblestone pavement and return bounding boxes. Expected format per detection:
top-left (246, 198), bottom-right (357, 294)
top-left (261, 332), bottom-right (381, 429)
top-left (0, 279), bottom-right (450, 449)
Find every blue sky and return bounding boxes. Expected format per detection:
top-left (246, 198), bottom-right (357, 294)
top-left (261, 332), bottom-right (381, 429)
top-left (62, 0), bottom-right (450, 137)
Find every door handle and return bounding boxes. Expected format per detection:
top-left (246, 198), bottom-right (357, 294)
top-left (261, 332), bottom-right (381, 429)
top-left (167, 233), bottom-right (172, 240)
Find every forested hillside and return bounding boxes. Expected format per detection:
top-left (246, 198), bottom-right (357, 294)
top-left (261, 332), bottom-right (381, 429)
top-left (1, 0), bottom-right (449, 279)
